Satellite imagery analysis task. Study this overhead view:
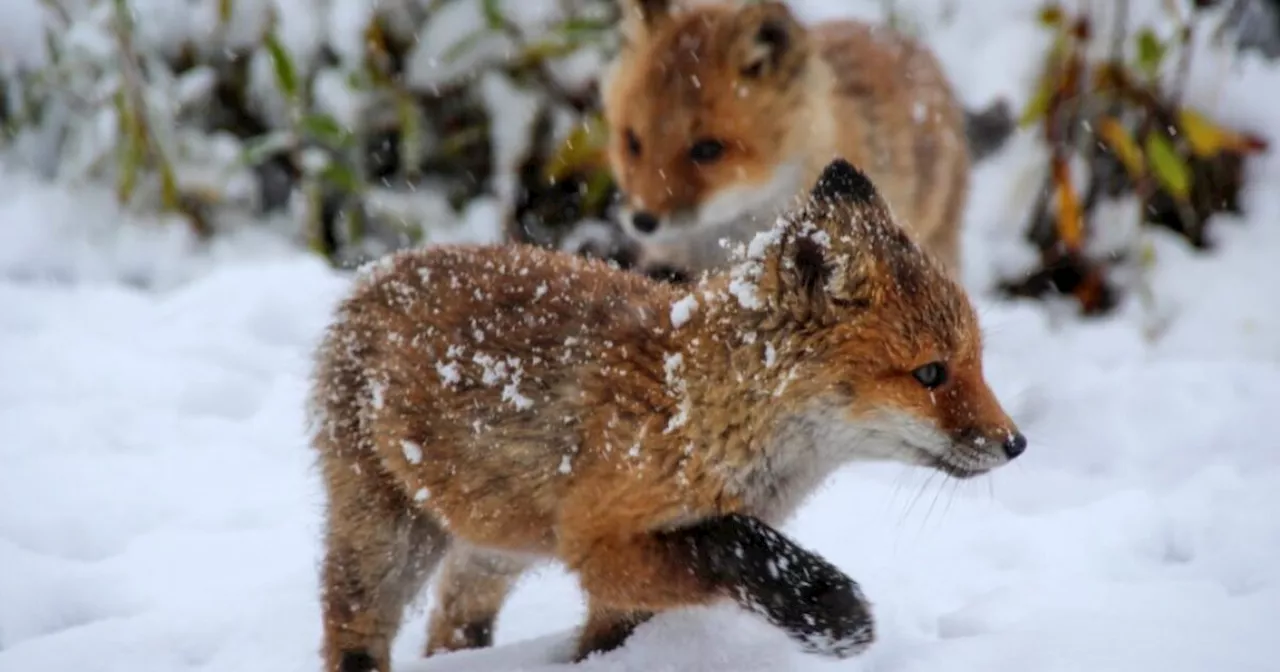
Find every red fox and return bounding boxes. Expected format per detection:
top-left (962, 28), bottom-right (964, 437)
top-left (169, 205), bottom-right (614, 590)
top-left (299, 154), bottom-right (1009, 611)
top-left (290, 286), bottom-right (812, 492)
top-left (598, 0), bottom-right (977, 282)
top-left (308, 159), bottom-right (1027, 671)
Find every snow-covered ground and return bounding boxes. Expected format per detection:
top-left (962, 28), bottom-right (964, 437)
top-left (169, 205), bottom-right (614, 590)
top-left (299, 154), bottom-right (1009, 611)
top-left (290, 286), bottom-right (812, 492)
top-left (4, 1), bottom-right (1280, 671)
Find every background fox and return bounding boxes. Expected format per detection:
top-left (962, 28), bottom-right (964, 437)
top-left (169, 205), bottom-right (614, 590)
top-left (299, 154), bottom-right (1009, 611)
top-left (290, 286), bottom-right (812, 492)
top-left (308, 159), bottom-right (1027, 672)
top-left (593, 0), bottom-right (988, 282)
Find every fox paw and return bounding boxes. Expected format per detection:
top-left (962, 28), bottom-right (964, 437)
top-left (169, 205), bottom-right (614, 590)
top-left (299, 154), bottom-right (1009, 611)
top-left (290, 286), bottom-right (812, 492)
top-left (732, 566), bottom-right (874, 659)
top-left (781, 571), bottom-right (874, 658)
top-left (681, 513), bottom-right (875, 658)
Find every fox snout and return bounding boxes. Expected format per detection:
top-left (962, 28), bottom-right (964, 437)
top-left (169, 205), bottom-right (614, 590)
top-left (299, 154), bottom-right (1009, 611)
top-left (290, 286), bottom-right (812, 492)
top-left (620, 205), bottom-right (690, 241)
top-left (956, 426), bottom-right (1027, 460)
top-left (1002, 431), bottom-right (1028, 459)
top-left (630, 210), bottom-right (662, 234)
top-left (934, 410), bottom-right (1027, 479)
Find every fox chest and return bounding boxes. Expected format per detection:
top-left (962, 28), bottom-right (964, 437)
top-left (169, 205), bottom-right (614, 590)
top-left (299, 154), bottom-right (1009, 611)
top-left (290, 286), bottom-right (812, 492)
top-left (719, 448), bottom-right (835, 527)
top-left (717, 410), bottom-right (853, 526)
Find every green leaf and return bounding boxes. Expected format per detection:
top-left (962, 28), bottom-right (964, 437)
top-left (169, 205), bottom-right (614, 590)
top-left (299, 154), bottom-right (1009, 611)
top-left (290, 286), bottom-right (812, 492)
top-left (115, 92), bottom-right (142, 204)
top-left (241, 130), bottom-right (296, 165)
top-left (320, 162), bottom-right (364, 195)
top-left (1019, 78), bottom-right (1052, 128)
top-left (442, 27), bottom-right (493, 63)
top-left (439, 124), bottom-right (488, 157)
top-left (43, 27), bottom-right (61, 66)
top-left (581, 169), bottom-right (615, 214)
top-left (481, 0), bottom-right (503, 29)
top-left (158, 160), bottom-right (181, 212)
top-left (1138, 239), bottom-right (1157, 269)
top-left (344, 202), bottom-right (366, 243)
top-left (1144, 131), bottom-right (1191, 201)
top-left (397, 91), bottom-right (422, 178)
top-left (553, 17), bottom-right (613, 38)
top-left (111, 0), bottom-right (134, 31)
top-left (303, 182), bottom-right (328, 257)
top-left (519, 38), bottom-right (586, 65)
top-left (1135, 28), bottom-right (1166, 79)
top-left (301, 113), bottom-right (354, 149)
top-left (544, 114), bottom-right (609, 182)
top-left (1037, 3), bottom-right (1064, 28)
top-left (1019, 32), bottom-right (1069, 128)
top-left (345, 69), bottom-right (371, 91)
top-left (263, 31), bottom-right (298, 100)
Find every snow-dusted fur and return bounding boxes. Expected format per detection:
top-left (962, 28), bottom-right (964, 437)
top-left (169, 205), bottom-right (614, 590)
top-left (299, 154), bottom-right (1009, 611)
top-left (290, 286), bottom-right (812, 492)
top-left (306, 159), bottom-right (1025, 671)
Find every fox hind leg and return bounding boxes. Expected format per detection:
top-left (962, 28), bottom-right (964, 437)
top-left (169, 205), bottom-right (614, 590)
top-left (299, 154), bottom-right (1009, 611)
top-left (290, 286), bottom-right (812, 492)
top-left (318, 461), bottom-right (451, 672)
top-left (424, 545), bottom-right (531, 656)
top-left (573, 602), bottom-right (654, 662)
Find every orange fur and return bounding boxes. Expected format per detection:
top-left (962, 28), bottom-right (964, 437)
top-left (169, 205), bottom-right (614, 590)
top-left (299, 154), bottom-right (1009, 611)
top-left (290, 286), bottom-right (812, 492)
top-left (308, 161), bottom-right (1024, 671)
top-left (601, 0), bottom-right (970, 279)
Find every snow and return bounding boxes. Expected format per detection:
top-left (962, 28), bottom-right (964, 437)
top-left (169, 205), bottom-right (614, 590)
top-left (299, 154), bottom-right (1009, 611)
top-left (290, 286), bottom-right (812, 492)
top-left (670, 293), bottom-right (699, 328)
top-left (436, 361), bottom-right (462, 387)
top-left (4, 1), bottom-right (1280, 672)
top-left (402, 440), bottom-right (424, 466)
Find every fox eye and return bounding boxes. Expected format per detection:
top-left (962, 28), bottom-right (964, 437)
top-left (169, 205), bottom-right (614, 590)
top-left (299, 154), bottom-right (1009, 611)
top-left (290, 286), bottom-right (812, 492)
top-left (689, 139), bottom-right (725, 164)
top-left (911, 362), bottom-right (948, 389)
top-left (625, 128), bottom-right (641, 157)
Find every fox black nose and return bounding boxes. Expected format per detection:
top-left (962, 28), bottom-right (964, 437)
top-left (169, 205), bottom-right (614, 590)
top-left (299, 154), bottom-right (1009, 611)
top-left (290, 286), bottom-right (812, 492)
top-left (1002, 432), bottom-right (1027, 459)
top-left (631, 211), bottom-right (660, 234)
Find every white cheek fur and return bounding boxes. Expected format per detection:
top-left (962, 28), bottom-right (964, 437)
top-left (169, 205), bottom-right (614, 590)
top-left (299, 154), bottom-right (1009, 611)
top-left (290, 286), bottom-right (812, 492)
top-left (694, 159), bottom-right (807, 230)
top-left (719, 399), bottom-right (1016, 526)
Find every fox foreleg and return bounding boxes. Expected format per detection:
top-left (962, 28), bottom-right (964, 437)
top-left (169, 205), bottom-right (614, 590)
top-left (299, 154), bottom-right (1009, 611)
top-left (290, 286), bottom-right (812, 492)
top-left (667, 513), bottom-right (875, 659)
top-left (565, 512), bottom-right (874, 661)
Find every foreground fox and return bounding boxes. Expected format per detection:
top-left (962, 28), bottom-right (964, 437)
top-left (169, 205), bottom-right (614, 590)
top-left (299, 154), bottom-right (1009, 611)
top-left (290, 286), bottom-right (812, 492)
top-left (308, 160), bottom-right (1027, 672)
top-left (596, 0), bottom-right (980, 281)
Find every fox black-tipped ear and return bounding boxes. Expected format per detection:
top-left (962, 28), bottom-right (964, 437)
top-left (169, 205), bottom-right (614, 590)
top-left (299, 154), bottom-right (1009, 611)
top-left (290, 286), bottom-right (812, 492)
top-left (810, 158), bottom-right (878, 208)
top-left (737, 2), bottom-right (804, 80)
top-left (621, 0), bottom-right (671, 28)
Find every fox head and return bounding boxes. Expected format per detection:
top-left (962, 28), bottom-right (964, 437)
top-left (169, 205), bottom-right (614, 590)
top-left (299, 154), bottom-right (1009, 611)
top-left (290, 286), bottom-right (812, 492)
top-left (734, 159), bottom-right (1025, 478)
top-left (602, 0), bottom-right (817, 243)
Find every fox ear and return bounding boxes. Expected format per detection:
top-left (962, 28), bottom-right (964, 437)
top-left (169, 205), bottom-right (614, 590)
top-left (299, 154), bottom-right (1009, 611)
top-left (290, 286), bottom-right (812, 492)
top-left (736, 2), bottom-right (803, 80)
top-left (753, 160), bottom-right (929, 322)
top-left (756, 221), bottom-right (851, 324)
top-left (809, 158), bottom-right (879, 211)
top-left (806, 158), bottom-right (925, 295)
top-left (620, 0), bottom-right (672, 29)
top-left (784, 233), bottom-right (835, 304)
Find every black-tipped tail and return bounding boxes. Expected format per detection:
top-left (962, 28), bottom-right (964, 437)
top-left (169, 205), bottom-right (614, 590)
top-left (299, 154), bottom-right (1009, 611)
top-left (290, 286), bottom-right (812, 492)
top-left (810, 158), bottom-right (878, 208)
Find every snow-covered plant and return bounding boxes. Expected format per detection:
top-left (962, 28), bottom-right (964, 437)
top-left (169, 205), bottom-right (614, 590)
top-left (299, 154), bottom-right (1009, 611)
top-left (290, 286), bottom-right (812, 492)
top-left (2, 0), bottom-right (256, 236)
top-left (1, 0), bottom-right (623, 266)
top-left (1002, 0), bottom-right (1270, 320)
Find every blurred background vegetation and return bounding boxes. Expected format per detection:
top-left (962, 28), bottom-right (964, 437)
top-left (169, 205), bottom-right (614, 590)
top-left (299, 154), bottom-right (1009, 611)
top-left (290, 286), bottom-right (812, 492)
top-left (1, 0), bottom-right (1277, 316)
